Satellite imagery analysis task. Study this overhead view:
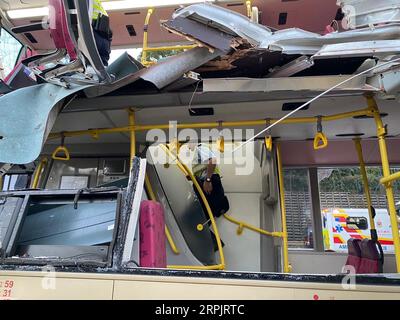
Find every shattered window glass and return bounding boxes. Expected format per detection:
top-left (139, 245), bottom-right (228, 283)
top-left (0, 28), bottom-right (23, 78)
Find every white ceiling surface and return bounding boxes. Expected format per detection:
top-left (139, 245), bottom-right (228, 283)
top-left (0, 0), bottom-right (48, 10)
top-left (48, 95), bottom-right (400, 145)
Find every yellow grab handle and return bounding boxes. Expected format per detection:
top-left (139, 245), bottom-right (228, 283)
top-left (237, 224), bottom-right (244, 235)
top-left (265, 136), bottom-right (273, 152)
top-left (52, 145), bottom-right (70, 161)
top-left (313, 132), bottom-right (328, 150)
top-left (217, 136), bottom-right (225, 153)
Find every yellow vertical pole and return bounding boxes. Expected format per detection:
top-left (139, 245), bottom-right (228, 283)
top-left (31, 157), bottom-right (48, 189)
top-left (245, 0), bottom-right (252, 18)
top-left (276, 143), bottom-right (290, 273)
top-left (128, 108), bottom-right (136, 169)
top-left (353, 138), bottom-right (377, 235)
top-left (368, 96), bottom-right (400, 272)
top-left (142, 8), bottom-right (154, 66)
top-left (0, 175), bottom-right (3, 191)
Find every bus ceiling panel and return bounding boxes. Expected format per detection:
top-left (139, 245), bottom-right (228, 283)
top-left (65, 76), bottom-right (379, 113)
top-left (202, 75), bottom-right (377, 94)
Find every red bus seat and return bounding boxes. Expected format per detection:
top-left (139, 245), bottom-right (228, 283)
top-left (358, 239), bottom-right (384, 274)
top-left (344, 238), bottom-right (362, 273)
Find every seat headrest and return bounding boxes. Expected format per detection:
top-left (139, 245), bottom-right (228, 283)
top-left (360, 239), bottom-right (380, 260)
top-left (347, 238), bottom-right (362, 257)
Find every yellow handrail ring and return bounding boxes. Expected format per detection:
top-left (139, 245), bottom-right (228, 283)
top-left (52, 145), bottom-right (70, 161)
top-left (313, 132), bottom-right (328, 150)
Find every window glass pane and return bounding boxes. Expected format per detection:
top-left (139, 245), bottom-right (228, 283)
top-left (284, 168), bottom-right (313, 249)
top-left (0, 29), bottom-right (23, 77)
top-left (318, 166), bottom-right (399, 253)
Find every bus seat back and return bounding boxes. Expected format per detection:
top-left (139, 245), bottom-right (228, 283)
top-left (345, 238), bottom-right (362, 273)
top-left (359, 239), bottom-right (383, 274)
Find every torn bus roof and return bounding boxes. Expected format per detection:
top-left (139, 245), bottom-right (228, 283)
top-left (163, 3), bottom-right (400, 77)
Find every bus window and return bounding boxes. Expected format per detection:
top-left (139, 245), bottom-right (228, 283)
top-left (2, 174), bottom-right (31, 191)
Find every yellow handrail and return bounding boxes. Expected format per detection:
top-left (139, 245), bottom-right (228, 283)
top-left (276, 143), bottom-right (291, 273)
top-left (141, 8), bottom-right (154, 66)
top-left (380, 171), bottom-right (400, 186)
top-left (246, 0), bottom-right (252, 18)
top-left (368, 96), bottom-right (400, 273)
top-left (31, 157), bottom-right (48, 189)
top-left (160, 144), bottom-right (225, 270)
top-left (354, 138), bottom-right (377, 233)
top-left (128, 108), bottom-right (136, 169)
top-left (144, 174), bottom-right (180, 255)
top-left (223, 214), bottom-right (283, 238)
top-left (48, 107), bottom-right (373, 141)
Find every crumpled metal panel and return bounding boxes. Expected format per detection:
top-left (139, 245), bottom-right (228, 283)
top-left (0, 53), bottom-right (143, 165)
top-left (84, 47), bottom-right (221, 98)
top-left (0, 83), bottom-right (90, 164)
top-left (267, 24), bottom-right (400, 55)
top-left (338, 0), bottom-right (400, 28)
top-left (168, 3), bottom-right (400, 57)
top-left (162, 17), bottom-right (238, 53)
top-left (314, 40), bottom-right (400, 59)
top-left (172, 3), bottom-right (272, 47)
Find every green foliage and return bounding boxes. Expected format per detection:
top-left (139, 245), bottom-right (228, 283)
top-left (284, 167), bottom-right (400, 194)
top-left (319, 167), bottom-right (400, 194)
top-left (284, 169), bottom-right (309, 192)
top-left (138, 49), bottom-right (182, 63)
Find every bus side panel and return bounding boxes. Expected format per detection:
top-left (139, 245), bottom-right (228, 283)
top-left (0, 274), bottom-right (113, 300)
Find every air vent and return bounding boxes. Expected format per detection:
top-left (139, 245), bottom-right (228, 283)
top-left (189, 108), bottom-right (214, 116)
top-left (124, 11), bottom-right (141, 15)
top-left (336, 133), bottom-right (365, 137)
top-left (24, 33), bottom-right (38, 44)
top-left (126, 25), bottom-right (137, 37)
top-left (227, 3), bottom-right (244, 7)
top-left (278, 12), bottom-right (288, 25)
top-left (282, 102), bottom-right (310, 111)
top-left (353, 113), bottom-right (388, 119)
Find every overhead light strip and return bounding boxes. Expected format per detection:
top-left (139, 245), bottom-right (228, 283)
top-left (7, 6), bottom-right (49, 19)
top-left (7, 0), bottom-right (217, 19)
top-left (103, 0), bottom-right (215, 11)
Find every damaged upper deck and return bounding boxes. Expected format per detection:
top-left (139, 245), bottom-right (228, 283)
top-left (162, 2), bottom-right (400, 80)
top-left (2, 1), bottom-right (400, 165)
